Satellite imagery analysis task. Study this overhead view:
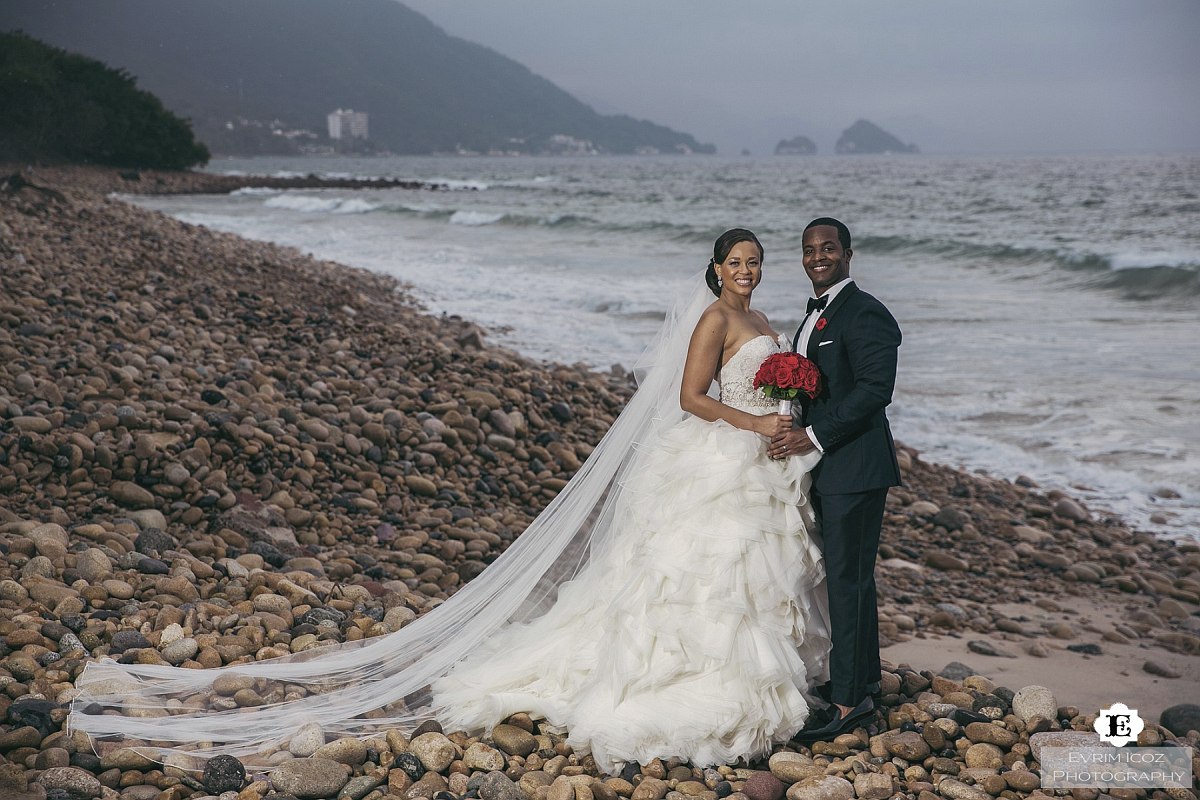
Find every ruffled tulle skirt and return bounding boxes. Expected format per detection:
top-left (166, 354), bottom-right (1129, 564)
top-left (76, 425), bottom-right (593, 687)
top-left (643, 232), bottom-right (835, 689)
top-left (433, 417), bottom-right (830, 772)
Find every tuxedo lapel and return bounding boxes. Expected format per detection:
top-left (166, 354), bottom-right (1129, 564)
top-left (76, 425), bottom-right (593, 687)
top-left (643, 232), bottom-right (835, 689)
top-left (805, 319), bottom-right (822, 360)
top-left (824, 280), bottom-right (859, 318)
top-left (791, 313), bottom-right (811, 353)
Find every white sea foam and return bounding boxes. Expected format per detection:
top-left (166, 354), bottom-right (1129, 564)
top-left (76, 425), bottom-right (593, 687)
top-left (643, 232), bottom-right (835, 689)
top-left (492, 175), bottom-right (557, 188)
top-left (1106, 250), bottom-right (1200, 270)
top-left (449, 210), bottom-right (504, 226)
top-left (263, 194), bottom-right (343, 213)
top-left (332, 198), bottom-right (379, 214)
top-left (394, 202), bottom-right (447, 215)
top-left (229, 187), bottom-right (282, 196)
top-left (263, 194), bottom-right (376, 214)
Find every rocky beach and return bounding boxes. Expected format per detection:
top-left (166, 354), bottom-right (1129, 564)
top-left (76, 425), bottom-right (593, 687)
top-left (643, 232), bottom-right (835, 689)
top-left (0, 166), bottom-right (1196, 800)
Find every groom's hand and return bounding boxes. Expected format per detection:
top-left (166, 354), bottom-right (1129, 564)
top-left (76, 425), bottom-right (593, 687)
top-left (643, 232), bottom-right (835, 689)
top-left (769, 428), bottom-right (817, 459)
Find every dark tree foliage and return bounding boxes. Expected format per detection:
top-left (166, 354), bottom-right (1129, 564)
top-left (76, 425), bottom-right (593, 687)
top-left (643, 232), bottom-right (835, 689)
top-left (0, 31), bottom-right (209, 168)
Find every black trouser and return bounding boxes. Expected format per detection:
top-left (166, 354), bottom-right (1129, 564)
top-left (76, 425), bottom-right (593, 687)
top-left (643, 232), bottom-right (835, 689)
top-left (814, 488), bottom-right (887, 707)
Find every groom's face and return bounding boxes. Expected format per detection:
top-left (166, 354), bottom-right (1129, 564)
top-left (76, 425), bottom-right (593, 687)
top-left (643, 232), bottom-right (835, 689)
top-left (802, 225), bottom-right (852, 294)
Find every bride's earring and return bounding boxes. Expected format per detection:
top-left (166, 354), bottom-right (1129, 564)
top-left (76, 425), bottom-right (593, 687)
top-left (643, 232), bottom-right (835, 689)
top-left (717, 277), bottom-right (723, 288)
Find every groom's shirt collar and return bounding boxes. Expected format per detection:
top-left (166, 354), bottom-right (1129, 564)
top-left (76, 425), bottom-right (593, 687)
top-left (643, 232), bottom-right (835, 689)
top-left (812, 277), bottom-right (853, 307)
top-left (800, 277), bottom-right (853, 353)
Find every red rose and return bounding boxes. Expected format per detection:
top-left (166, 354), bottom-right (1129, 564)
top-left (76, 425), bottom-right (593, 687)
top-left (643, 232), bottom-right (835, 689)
top-left (754, 351), bottom-right (823, 400)
top-left (815, 317), bottom-right (828, 331)
top-left (794, 360), bottom-right (821, 396)
top-left (753, 355), bottom-right (782, 389)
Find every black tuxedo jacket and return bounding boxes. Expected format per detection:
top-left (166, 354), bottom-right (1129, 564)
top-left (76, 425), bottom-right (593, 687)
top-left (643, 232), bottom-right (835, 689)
top-left (793, 281), bottom-right (902, 495)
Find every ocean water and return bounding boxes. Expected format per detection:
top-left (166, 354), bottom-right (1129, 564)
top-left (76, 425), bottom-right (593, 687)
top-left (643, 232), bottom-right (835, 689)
top-left (125, 154), bottom-right (1200, 540)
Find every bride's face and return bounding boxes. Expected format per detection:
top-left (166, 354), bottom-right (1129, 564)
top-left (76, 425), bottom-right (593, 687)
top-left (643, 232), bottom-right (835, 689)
top-left (717, 241), bottom-right (763, 298)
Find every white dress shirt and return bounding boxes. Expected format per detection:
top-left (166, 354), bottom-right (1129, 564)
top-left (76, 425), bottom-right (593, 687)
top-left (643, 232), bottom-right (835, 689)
top-left (796, 277), bottom-right (853, 452)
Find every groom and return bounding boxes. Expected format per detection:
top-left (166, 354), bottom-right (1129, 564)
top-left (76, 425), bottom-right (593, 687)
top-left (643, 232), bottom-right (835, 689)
top-left (769, 217), bottom-right (902, 740)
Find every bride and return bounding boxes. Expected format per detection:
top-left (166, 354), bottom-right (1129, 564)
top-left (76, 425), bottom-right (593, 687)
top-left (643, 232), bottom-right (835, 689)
top-left (68, 229), bottom-right (830, 773)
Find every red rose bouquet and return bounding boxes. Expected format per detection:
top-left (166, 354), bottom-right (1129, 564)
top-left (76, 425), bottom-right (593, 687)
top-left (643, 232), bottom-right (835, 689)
top-left (753, 351), bottom-right (822, 415)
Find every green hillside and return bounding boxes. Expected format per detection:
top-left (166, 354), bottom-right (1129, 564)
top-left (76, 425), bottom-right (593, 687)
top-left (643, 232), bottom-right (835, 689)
top-left (2, 0), bottom-right (714, 156)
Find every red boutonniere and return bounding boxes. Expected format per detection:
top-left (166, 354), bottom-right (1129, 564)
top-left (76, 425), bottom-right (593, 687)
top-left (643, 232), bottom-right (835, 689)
top-left (815, 317), bottom-right (828, 331)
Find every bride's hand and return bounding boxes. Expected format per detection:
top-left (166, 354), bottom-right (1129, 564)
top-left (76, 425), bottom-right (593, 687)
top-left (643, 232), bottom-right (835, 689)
top-left (754, 413), bottom-right (793, 439)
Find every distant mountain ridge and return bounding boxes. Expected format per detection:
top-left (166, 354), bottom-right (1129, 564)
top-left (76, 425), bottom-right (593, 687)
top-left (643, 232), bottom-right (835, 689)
top-left (2, 0), bottom-right (715, 156)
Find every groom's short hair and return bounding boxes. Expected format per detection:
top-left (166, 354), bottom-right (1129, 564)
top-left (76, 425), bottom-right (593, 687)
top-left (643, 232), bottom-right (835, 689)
top-left (805, 217), bottom-right (851, 250)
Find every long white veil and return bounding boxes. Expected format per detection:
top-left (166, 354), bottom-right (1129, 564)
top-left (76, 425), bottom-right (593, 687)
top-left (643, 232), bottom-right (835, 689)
top-left (67, 271), bottom-right (717, 769)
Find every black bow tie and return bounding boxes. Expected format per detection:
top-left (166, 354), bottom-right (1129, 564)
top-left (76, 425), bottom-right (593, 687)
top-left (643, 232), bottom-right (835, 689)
top-left (806, 295), bottom-right (828, 315)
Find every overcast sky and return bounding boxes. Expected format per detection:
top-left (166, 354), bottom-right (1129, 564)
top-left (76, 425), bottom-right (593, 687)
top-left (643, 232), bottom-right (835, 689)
top-left (401, 0), bottom-right (1200, 156)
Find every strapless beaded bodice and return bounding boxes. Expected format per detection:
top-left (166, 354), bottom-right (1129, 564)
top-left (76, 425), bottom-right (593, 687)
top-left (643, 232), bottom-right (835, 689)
top-left (718, 334), bottom-right (787, 415)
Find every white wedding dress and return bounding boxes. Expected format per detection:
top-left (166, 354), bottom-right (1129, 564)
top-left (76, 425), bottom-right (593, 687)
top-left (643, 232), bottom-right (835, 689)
top-left (434, 334), bottom-right (830, 772)
top-left (67, 281), bottom-right (830, 773)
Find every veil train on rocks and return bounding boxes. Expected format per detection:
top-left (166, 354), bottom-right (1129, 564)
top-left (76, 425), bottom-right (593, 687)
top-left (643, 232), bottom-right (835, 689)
top-left (67, 270), bottom-right (830, 773)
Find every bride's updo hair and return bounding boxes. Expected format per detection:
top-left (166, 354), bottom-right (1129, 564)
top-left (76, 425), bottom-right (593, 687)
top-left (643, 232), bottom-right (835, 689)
top-left (705, 228), bottom-right (764, 297)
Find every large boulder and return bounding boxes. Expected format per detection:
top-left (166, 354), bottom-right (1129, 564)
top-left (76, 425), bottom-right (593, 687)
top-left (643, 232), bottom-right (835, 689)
top-left (1160, 703), bottom-right (1200, 736)
top-left (1012, 685), bottom-right (1057, 721)
top-left (269, 758), bottom-right (348, 799)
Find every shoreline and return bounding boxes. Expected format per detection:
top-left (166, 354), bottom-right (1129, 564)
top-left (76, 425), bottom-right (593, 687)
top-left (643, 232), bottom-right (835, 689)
top-left (0, 166), bottom-right (1196, 797)
top-left (51, 157), bottom-right (1200, 546)
top-left (3, 163), bottom-right (477, 197)
top-left (881, 590), bottom-right (1196, 723)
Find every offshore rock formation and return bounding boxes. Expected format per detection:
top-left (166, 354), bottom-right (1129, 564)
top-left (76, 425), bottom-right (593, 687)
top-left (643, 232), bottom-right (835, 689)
top-left (774, 135), bottom-right (817, 155)
top-left (835, 120), bottom-right (919, 154)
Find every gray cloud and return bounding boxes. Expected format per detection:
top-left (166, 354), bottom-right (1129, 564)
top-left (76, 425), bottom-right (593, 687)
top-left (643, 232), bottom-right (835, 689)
top-left (400, 0), bottom-right (1200, 155)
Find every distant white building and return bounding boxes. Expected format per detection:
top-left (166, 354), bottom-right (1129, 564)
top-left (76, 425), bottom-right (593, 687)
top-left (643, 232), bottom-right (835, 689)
top-left (327, 109), bottom-right (369, 140)
top-left (546, 133), bottom-right (596, 155)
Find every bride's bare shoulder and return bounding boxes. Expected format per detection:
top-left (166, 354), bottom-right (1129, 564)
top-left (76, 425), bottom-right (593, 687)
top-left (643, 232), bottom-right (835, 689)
top-left (691, 301), bottom-right (731, 337)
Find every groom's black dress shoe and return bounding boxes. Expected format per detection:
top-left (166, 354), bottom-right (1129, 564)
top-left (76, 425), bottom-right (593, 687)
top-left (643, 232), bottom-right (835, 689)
top-left (793, 697), bottom-right (876, 743)
top-left (796, 704), bottom-right (836, 732)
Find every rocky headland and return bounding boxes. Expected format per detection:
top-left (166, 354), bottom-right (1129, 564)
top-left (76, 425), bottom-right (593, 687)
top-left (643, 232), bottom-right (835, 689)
top-left (6, 166), bottom-right (467, 197)
top-left (0, 167), bottom-right (1196, 800)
